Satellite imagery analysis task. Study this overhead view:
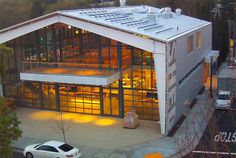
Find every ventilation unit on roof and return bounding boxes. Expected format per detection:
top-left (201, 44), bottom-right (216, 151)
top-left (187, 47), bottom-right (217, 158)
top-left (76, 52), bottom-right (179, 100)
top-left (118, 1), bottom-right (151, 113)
top-left (120, 0), bottom-right (126, 7)
top-left (147, 7), bottom-right (157, 22)
top-left (158, 7), bottom-right (173, 19)
top-left (175, 8), bottom-right (182, 15)
top-left (132, 7), bottom-right (148, 14)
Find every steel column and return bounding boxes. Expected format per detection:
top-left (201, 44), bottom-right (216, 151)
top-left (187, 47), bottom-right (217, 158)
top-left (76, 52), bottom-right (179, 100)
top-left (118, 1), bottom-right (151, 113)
top-left (117, 42), bottom-right (124, 118)
top-left (55, 83), bottom-right (60, 111)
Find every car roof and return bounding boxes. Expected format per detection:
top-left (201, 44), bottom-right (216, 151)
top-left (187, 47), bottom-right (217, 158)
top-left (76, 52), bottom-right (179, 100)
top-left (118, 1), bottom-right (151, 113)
top-left (218, 90), bottom-right (231, 95)
top-left (43, 140), bottom-right (65, 147)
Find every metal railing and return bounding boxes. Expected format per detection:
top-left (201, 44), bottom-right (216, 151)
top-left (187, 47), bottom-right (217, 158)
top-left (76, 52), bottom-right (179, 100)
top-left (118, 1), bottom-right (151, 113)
top-left (21, 61), bottom-right (119, 77)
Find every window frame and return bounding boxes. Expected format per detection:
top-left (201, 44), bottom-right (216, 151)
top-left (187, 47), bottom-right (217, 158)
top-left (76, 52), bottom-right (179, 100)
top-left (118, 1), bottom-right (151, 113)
top-left (187, 35), bottom-right (194, 54)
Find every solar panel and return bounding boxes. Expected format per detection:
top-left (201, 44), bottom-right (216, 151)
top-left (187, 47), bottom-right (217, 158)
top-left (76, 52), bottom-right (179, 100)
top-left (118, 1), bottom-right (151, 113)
top-left (143, 25), bottom-right (163, 31)
top-left (88, 12), bottom-right (120, 18)
top-left (126, 20), bottom-right (148, 27)
top-left (156, 27), bottom-right (174, 34)
top-left (121, 19), bottom-right (143, 25)
top-left (105, 16), bottom-right (128, 21)
top-left (137, 23), bottom-right (159, 29)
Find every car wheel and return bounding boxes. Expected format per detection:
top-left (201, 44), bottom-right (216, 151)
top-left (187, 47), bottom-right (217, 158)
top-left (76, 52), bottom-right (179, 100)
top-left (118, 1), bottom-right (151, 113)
top-left (26, 152), bottom-right (33, 158)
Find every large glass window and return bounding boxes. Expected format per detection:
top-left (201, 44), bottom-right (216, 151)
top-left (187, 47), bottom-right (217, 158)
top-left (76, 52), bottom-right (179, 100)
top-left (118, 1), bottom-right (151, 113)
top-left (59, 84), bottom-right (100, 114)
top-left (123, 49), bottom-right (159, 121)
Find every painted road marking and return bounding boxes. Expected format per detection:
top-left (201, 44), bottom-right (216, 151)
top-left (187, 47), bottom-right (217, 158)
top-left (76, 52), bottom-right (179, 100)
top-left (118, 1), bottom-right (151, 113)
top-left (193, 150), bottom-right (236, 155)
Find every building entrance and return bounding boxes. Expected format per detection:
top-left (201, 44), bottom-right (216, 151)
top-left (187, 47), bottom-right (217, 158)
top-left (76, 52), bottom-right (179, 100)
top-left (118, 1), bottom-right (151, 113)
top-left (103, 87), bottom-right (119, 116)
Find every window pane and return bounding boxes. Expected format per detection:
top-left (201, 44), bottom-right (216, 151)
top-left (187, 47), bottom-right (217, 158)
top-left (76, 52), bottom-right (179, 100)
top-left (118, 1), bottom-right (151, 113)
top-left (197, 32), bottom-right (202, 48)
top-left (59, 144), bottom-right (73, 152)
top-left (187, 35), bottom-right (194, 54)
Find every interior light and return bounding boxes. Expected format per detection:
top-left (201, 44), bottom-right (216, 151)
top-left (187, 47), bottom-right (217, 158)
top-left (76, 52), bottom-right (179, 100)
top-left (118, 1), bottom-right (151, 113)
top-left (75, 30), bottom-right (79, 34)
top-left (68, 25), bottom-right (72, 29)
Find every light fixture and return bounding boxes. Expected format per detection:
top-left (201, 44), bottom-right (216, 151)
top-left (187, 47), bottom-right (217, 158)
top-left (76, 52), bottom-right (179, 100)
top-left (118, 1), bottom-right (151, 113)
top-left (68, 25), bottom-right (72, 29)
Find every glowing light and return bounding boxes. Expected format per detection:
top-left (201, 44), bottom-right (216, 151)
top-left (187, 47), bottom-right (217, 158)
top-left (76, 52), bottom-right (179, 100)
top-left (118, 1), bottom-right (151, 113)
top-left (144, 153), bottom-right (164, 158)
top-left (30, 111), bottom-right (57, 120)
top-left (94, 119), bottom-right (115, 126)
top-left (61, 113), bottom-right (79, 121)
top-left (70, 99), bottom-right (100, 104)
top-left (75, 30), bottom-right (79, 34)
top-left (68, 25), bottom-right (72, 29)
top-left (73, 115), bottom-right (96, 123)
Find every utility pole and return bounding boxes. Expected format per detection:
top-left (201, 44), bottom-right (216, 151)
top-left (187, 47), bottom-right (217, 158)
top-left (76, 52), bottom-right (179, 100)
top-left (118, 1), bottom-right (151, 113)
top-left (228, 19), bottom-right (231, 66)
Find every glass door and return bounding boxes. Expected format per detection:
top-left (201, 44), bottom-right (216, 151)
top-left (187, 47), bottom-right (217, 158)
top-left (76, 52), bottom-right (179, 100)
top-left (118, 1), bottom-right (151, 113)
top-left (103, 87), bottom-right (119, 116)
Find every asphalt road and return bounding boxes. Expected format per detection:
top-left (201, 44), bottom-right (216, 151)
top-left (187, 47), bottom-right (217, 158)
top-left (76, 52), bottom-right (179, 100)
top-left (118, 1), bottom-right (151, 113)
top-left (185, 102), bottom-right (236, 158)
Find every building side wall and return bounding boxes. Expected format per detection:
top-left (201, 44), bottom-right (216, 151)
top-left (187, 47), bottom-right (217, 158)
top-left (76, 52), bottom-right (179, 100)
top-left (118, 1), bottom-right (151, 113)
top-left (176, 63), bottom-right (204, 120)
top-left (176, 24), bottom-right (212, 82)
top-left (173, 24), bottom-right (212, 126)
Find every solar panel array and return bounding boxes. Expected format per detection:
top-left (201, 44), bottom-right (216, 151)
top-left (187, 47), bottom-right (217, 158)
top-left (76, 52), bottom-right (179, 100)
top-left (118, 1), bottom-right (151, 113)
top-left (77, 9), bottom-right (170, 33)
top-left (64, 7), bottom-right (182, 37)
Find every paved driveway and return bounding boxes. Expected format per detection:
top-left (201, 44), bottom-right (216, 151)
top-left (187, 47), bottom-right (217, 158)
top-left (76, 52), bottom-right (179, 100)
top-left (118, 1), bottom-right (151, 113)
top-left (15, 108), bottom-right (161, 151)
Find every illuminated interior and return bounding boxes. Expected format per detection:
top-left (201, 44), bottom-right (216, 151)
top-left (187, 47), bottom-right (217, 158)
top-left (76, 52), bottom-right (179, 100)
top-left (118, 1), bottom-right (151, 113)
top-left (4, 23), bottom-right (159, 121)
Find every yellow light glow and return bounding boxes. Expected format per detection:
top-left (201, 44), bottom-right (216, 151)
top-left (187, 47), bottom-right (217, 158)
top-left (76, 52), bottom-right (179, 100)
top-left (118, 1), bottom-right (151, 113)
top-left (94, 119), bottom-right (115, 126)
top-left (30, 111), bottom-right (57, 120)
top-left (75, 30), bottom-right (79, 34)
top-left (61, 113), bottom-right (80, 121)
top-left (145, 153), bottom-right (164, 158)
top-left (73, 115), bottom-right (96, 123)
top-left (70, 99), bottom-right (100, 104)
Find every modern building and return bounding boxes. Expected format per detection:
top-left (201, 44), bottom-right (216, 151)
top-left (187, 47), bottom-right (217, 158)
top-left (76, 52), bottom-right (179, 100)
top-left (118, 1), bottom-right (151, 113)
top-left (0, 5), bottom-right (216, 135)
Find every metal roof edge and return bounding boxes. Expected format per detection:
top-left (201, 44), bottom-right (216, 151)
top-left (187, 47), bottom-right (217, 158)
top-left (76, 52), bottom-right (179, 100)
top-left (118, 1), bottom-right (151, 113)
top-left (166, 22), bottom-right (212, 42)
top-left (0, 11), bottom-right (60, 35)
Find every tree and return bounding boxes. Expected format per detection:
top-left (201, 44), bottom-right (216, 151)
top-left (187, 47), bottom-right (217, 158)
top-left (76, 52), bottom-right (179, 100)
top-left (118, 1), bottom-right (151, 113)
top-left (55, 112), bottom-right (70, 143)
top-left (0, 0), bottom-right (32, 29)
top-left (31, 0), bottom-right (44, 18)
top-left (0, 98), bottom-right (22, 158)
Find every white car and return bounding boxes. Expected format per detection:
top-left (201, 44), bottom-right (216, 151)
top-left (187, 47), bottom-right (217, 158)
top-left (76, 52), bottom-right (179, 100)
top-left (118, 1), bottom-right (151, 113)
top-left (215, 90), bottom-right (234, 110)
top-left (23, 140), bottom-right (81, 158)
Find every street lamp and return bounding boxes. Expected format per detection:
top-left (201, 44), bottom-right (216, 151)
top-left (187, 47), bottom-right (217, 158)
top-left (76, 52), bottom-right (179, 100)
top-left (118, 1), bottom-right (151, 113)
top-left (209, 56), bottom-right (214, 98)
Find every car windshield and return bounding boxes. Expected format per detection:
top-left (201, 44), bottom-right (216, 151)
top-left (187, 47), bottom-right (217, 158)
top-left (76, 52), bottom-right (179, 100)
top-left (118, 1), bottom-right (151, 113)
top-left (218, 94), bottom-right (230, 100)
top-left (34, 144), bottom-right (42, 149)
top-left (58, 144), bottom-right (73, 152)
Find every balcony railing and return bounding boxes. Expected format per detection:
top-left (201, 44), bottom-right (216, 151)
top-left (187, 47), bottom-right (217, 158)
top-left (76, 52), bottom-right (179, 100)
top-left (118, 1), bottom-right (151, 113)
top-left (21, 61), bottom-right (119, 77)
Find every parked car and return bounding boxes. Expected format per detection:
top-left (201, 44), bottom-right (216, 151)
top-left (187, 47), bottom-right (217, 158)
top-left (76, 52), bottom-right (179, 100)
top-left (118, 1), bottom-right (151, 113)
top-left (215, 90), bottom-right (234, 110)
top-left (23, 140), bottom-right (81, 158)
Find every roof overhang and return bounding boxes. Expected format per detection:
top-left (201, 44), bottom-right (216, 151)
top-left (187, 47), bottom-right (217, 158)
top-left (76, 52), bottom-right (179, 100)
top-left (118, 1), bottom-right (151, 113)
top-left (20, 71), bottom-right (120, 86)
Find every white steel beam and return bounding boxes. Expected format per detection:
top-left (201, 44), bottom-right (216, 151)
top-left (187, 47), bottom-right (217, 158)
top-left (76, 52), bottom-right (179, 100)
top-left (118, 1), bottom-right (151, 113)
top-left (153, 42), bottom-right (167, 135)
top-left (0, 15), bottom-right (59, 44)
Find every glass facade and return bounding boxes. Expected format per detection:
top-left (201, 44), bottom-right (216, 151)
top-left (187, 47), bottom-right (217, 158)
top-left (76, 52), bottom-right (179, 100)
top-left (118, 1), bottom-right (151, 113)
top-left (5, 23), bottom-right (159, 121)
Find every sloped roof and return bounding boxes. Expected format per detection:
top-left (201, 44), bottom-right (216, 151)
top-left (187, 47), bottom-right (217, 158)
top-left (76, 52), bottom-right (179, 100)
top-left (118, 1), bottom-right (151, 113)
top-left (59, 5), bottom-right (210, 42)
top-left (0, 5), bottom-right (210, 44)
